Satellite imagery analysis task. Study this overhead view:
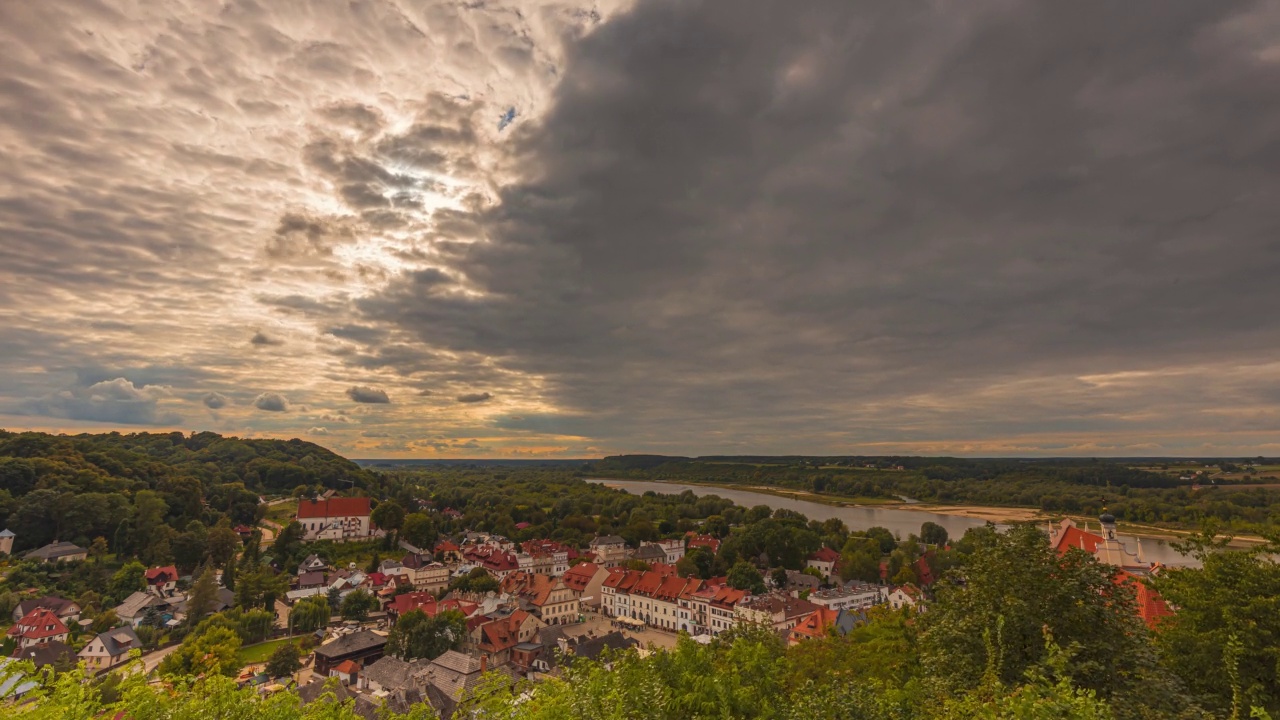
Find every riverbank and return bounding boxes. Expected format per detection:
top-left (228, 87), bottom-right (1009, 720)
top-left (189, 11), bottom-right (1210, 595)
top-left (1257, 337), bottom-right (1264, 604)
top-left (593, 477), bottom-right (1266, 550)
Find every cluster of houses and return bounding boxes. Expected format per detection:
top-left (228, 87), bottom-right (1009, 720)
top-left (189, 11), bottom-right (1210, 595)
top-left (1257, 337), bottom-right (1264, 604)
top-left (285, 525), bottom-right (921, 718)
top-left (6, 595), bottom-right (145, 674)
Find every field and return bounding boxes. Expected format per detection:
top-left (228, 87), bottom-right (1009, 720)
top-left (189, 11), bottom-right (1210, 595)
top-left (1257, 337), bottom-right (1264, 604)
top-left (237, 637), bottom-right (299, 667)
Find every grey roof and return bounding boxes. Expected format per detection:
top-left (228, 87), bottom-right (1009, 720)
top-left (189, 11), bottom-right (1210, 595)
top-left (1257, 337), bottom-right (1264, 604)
top-left (353, 694), bottom-right (381, 720)
top-left (384, 687), bottom-right (424, 716)
top-left (634, 545), bottom-right (666, 561)
top-left (23, 541), bottom-right (86, 561)
top-left (95, 626), bottom-right (141, 657)
top-left (297, 677), bottom-right (352, 705)
top-left (834, 609), bottom-right (865, 634)
top-left (427, 650), bottom-right (485, 701)
top-left (430, 649), bottom-right (482, 675)
top-left (14, 595), bottom-right (78, 620)
top-left (314, 629), bottom-right (386, 659)
top-left (573, 631), bottom-right (638, 661)
top-left (13, 640), bottom-right (74, 668)
top-left (589, 535), bottom-right (626, 547)
top-left (0, 529), bottom-right (14, 537)
top-left (425, 684), bottom-right (459, 720)
top-left (360, 655), bottom-right (414, 690)
top-left (115, 591), bottom-right (165, 619)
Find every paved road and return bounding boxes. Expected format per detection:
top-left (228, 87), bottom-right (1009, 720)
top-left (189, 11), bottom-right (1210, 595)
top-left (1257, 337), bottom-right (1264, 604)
top-left (567, 613), bottom-right (680, 651)
top-left (138, 643), bottom-right (181, 674)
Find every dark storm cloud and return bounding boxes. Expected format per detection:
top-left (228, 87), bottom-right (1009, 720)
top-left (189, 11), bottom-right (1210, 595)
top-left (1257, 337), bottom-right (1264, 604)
top-left (253, 392), bottom-right (289, 412)
top-left (202, 392), bottom-right (229, 409)
top-left (250, 331), bottom-right (283, 346)
top-left (346, 386), bottom-right (391, 403)
top-left (358, 0), bottom-right (1280, 451)
top-left (456, 392), bottom-right (492, 404)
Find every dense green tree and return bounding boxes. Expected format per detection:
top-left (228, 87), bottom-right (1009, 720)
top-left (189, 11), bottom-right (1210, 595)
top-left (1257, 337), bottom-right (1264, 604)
top-left (266, 641), bottom-right (303, 678)
top-left (727, 561), bottom-right (766, 594)
top-left (371, 500), bottom-right (406, 536)
top-left (108, 560), bottom-right (147, 602)
top-left (1150, 531), bottom-right (1280, 714)
top-left (186, 564), bottom-right (219, 626)
top-left (340, 589), bottom-right (377, 621)
top-left (387, 609), bottom-right (467, 660)
top-left (919, 524), bottom-right (1198, 719)
top-left (291, 595), bottom-right (332, 633)
top-left (920, 522), bottom-right (949, 547)
top-left (160, 624), bottom-right (242, 678)
top-left (401, 512), bottom-right (438, 548)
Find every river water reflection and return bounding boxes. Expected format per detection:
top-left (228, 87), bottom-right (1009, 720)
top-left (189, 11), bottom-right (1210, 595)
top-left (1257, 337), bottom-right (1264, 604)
top-left (588, 478), bottom-right (1198, 567)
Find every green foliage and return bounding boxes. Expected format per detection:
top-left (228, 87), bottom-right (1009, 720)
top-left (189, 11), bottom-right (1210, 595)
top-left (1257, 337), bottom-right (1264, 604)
top-left (108, 560), bottom-right (147, 602)
top-left (1151, 531), bottom-right (1280, 714)
top-left (920, 521), bottom-right (949, 547)
top-left (265, 641), bottom-right (303, 678)
top-left (386, 609), bottom-right (467, 660)
top-left (727, 561), bottom-right (766, 594)
top-left (290, 595), bottom-right (332, 633)
top-left (450, 567), bottom-right (500, 594)
top-left (919, 524), bottom-right (1199, 719)
top-left (339, 589), bottom-right (377, 621)
top-left (160, 624), bottom-right (242, 678)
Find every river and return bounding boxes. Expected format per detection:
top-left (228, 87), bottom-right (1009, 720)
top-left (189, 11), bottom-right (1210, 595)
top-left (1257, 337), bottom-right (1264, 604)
top-left (588, 478), bottom-right (1198, 567)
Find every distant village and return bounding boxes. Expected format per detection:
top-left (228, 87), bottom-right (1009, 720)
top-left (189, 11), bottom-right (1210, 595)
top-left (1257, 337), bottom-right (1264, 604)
top-left (3, 494), bottom-right (1169, 719)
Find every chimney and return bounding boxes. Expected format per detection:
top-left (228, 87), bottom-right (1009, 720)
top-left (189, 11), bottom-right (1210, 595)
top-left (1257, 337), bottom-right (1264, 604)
top-left (480, 655), bottom-right (487, 673)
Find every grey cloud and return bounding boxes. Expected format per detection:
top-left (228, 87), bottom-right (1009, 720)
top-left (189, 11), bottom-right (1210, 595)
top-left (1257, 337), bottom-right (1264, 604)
top-left (202, 392), bottom-right (229, 409)
top-left (21, 378), bottom-right (180, 425)
top-left (250, 331), bottom-right (283, 346)
top-left (456, 392), bottom-right (492, 404)
top-left (346, 386), bottom-right (391, 403)
top-left (308, 426), bottom-right (330, 435)
top-left (356, 0), bottom-right (1280, 453)
top-left (253, 392), bottom-right (289, 412)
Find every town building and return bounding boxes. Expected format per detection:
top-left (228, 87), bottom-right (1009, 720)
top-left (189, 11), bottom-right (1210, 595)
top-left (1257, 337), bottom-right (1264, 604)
top-left (313, 629), bottom-right (387, 675)
top-left (501, 572), bottom-right (580, 626)
top-left (11, 596), bottom-right (80, 625)
top-left (78, 626), bottom-right (142, 672)
top-left (686, 533), bottom-right (721, 555)
top-left (0, 529), bottom-right (14, 556)
top-left (8, 608), bottom-right (69, 650)
top-left (145, 566), bottom-right (180, 597)
top-left (736, 595), bottom-right (821, 633)
top-left (809, 583), bottom-right (886, 612)
top-left (589, 535), bottom-right (629, 568)
top-left (296, 497), bottom-right (378, 542)
top-left (562, 562), bottom-right (608, 609)
top-left (887, 585), bottom-right (921, 610)
top-left (11, 641), bottom-right (74, 670)
top-left (806, 547), bottom-right (840, 580)
top-left (22, 541), bottom-right (87, 563)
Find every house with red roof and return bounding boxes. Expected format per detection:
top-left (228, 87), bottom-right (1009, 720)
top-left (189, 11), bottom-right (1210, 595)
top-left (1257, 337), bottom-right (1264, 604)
top-left (562, 562), bottom-right (609, 609)
top-left (386, 591), bottom-right (438, 619)
top-left (686, 533), bottom-right (721, 555)
top-left (8, 607), bottom-right (69, 650)
top-left (788, 607), bottom-right (840, 644)
top-left (295, 497), bottom-right (378, 542)
top-left (1049, 514), bottom-right (1174, 627)
top-left (471, 609), bottom-right (544, 666)
top-left (806, 547), bottom-right (840, 580)
top-left (502, 571), bottom-right (580, 626)
top-left (145, 566), bottom-right (180, 597)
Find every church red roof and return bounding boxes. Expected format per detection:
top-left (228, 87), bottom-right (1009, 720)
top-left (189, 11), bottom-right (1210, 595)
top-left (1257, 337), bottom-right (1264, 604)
top-left (297, 497), bottom-right (371, 519)
top-left (1052, 524), bottom-right (1104, 555)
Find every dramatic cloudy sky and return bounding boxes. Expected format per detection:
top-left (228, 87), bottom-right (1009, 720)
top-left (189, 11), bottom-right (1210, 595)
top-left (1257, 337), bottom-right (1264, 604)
top-left (3, 0), bottom-right (1280, 458)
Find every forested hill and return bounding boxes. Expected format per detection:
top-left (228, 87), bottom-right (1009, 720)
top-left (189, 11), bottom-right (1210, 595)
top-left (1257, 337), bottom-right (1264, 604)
top-left (0, 430), bottom-right (374, 556)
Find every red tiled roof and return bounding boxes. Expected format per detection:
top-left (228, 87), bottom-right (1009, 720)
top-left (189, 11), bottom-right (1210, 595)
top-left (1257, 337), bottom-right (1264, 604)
top-left (435, 541), bottom-right (460, 553)
top-left (687, 535), bottom-right (720, 553)
top-left (1114, 571), bottom-right (1174, 628)
top-left (9, 608), bottom-right (69, 640)
top-left (790, 607), bottom-right (840, 641)
top-left (387, 591), bottom-right (438, 616)
top-left (563, 563), bottom-right (599, 592)
top-left (146, 566), bottom-right (179, 583)
top-left (809, 547), bottom-right (840, 563)
top-left (1053, 524), bottom-right (1104, 555)
top-left (334, 659), bottom-right (360, 675)
top-left (297, 497), bottom-right (372, 519)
